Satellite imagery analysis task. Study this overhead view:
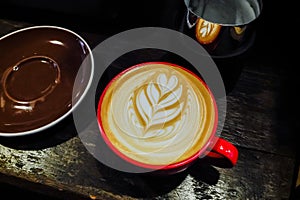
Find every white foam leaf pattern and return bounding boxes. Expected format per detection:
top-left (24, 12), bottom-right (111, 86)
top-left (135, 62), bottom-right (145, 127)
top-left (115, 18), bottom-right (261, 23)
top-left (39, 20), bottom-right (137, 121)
top-left (147, 82), bottom-right (159, 108)
top-left (136, 89), bottom-right (152, 127)
top-left (157, 74), bottom-right (177, 94)
top-left (132, 73), bottom-right (184, 137)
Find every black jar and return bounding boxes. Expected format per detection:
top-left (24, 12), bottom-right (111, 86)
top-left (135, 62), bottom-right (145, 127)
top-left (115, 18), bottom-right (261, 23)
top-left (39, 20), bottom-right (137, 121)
top-left (178, 0), bottom-right (263, 93)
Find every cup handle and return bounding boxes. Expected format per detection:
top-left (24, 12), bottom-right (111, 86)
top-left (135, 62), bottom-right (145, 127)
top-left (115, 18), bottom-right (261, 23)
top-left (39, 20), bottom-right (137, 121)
top-left (206, 137), bottom-right (239, 166)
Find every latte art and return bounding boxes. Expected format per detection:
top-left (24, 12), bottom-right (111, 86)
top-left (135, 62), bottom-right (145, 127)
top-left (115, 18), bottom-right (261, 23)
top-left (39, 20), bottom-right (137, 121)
top-left (128, 73), bottom-right (185, 138)
top-left (99, 63), bottom-right (216, 166)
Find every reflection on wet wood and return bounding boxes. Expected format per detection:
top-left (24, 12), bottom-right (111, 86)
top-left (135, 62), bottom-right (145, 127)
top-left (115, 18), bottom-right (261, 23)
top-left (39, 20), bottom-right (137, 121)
top-left (0, 137), bottom-right (295, 200)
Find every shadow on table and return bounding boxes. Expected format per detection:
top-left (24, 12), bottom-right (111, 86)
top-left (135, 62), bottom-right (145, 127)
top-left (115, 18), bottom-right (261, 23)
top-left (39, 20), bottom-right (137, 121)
top-left (93, 157), bottom-right (225, 198)
top-left (74, 118), bottom-right (232, 199)
top-left (0, 115), bottom-right (78, 150)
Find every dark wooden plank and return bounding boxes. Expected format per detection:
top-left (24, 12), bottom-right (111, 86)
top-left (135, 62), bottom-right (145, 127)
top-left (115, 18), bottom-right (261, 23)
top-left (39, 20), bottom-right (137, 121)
top-left (215, 0), bottom-right (297, 158)
top-left (220, 62), bottom-right (296, 158)
top-left (0, 16), bottom-right (297, 200)
top-left (0, 114), bottom-right (296, 200)
top-left (153, 148), bottom-right (295, 200)
top-left (0, 137), bottom-right (295, 200)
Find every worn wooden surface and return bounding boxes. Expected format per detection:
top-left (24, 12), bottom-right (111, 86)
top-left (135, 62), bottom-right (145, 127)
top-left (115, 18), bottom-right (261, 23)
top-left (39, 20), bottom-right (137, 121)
top-left (0, 1), bottom-right (298, 199)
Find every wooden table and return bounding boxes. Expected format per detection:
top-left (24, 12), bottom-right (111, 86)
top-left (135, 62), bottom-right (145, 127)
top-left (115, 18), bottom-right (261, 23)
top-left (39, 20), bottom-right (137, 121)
top-left (0, 1), bottom-right (298, 199)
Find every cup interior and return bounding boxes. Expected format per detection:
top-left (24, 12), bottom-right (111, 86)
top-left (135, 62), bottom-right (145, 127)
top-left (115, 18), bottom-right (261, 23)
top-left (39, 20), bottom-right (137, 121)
top-left (97, 61), bottom-right (218, 171)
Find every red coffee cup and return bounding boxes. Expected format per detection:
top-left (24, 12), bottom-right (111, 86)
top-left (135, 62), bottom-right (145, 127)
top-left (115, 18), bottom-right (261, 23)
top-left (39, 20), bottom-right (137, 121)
top-left (97, 62), bottom-right (238, 174)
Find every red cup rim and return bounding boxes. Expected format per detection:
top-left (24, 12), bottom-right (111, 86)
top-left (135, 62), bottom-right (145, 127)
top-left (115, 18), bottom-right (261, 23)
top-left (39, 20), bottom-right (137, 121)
top-left (97, 61), bottom-right (218, 171)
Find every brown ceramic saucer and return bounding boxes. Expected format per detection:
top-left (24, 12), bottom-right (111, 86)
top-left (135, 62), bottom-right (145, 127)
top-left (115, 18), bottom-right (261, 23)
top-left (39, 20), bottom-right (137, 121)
top-left (0, 26), bottom-right (94, 137)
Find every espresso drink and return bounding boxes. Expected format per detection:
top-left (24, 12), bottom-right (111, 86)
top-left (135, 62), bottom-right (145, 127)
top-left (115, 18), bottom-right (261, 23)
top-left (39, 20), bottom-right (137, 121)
top-left (99, 62), bottom-right (217, 166)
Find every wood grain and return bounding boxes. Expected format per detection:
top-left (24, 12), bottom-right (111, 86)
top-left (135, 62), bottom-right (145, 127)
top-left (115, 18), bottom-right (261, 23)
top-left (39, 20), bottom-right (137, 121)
top-left (0, 15), bottom-right (297, 200)
top-left (0, 136), bottom-right (295, 200)
top-left (222, 64), bottom-right (296, 157)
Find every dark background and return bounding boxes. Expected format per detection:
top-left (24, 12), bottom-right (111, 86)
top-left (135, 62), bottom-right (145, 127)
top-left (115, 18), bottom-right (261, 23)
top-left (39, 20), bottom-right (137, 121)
top-left (0, 0), bottom-right (298, 199)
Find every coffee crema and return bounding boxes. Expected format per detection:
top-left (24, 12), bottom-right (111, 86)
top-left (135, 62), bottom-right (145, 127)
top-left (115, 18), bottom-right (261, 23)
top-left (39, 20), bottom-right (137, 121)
top-left (99, 63), bottom-right (217, 166)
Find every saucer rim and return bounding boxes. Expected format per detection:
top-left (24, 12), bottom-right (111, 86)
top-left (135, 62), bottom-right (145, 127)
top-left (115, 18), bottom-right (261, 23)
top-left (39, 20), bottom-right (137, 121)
top-left (0, 25), bottom-right (94, 137)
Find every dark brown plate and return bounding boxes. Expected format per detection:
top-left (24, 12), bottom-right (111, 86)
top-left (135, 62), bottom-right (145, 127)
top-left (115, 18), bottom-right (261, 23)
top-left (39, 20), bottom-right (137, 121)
top-left (0, 26), bottom-right (94, 136)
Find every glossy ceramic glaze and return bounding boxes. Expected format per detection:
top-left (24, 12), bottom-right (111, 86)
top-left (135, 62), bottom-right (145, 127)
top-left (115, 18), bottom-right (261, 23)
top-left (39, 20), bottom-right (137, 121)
top-left (0, 26), bottom-right (94, 136)
top-left (97, 62), bottom-right (238, 174)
